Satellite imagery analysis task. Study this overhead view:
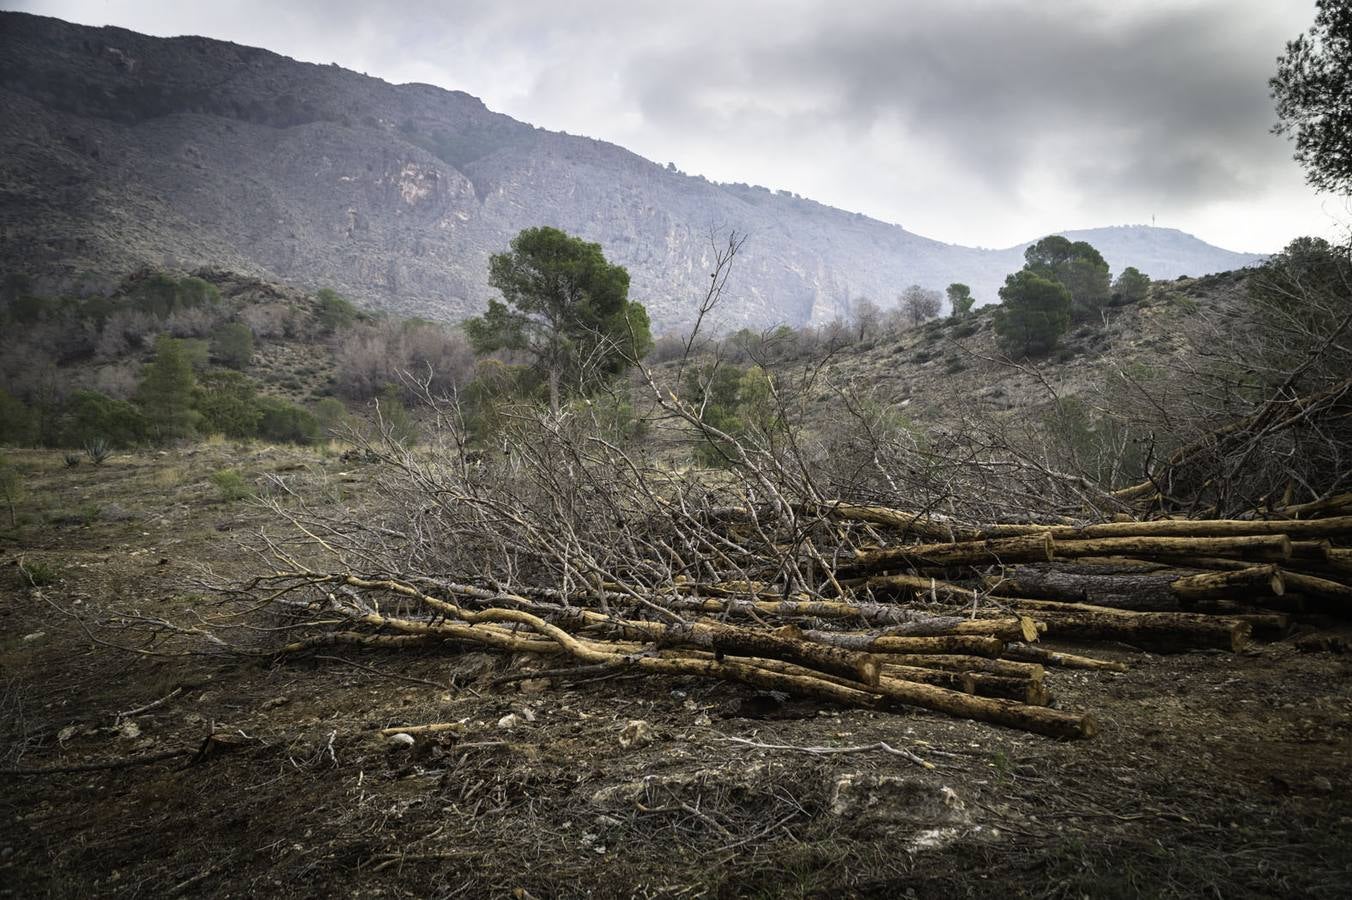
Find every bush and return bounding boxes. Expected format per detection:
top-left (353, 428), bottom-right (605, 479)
top-left (57, 390), bottom-right (148, 448)
top-left (210, 322), bottom-right (254, 369)
top-left (210, 468), bottom-right (251, 502)
top-left (257, 397), bottom-right (321, 445)
top-left (195, 371), bottom-right (263, 439)
top-left (316, 288), bottom-right (358, 333)
top-left (0, 388), bottom-right (37, 446)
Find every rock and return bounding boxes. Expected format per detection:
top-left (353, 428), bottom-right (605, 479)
top-left (1310, 775), bottom-right (1334, 795)
top-left (118, 721), bottom-right (141, 740)
top-left (57, 725), bottom-right (80, 743)
top-left (618, 719), bottom-right (654, 750)
top-left (517, 678), bottom-right (549, 695)
top-left (497, 713), bottom-right (522, 730)
top-left (827, 773), bottom-right (969, 835)
top-left (387, 732), bottom-right (415, 749)
top-left (21, 632), bottom-right (45, 643)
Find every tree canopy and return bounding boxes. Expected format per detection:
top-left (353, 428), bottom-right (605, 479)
top-left (994, 270), bottom-right (1072, 357)
top-left (946, 283), bottom-right (974, 317)
top-left (1023, 236), bottom-right (1110, 320)
top-left (464, 227), bottom-right (651, 412)
top-left (1272, 0), bottom-right (1352, 195)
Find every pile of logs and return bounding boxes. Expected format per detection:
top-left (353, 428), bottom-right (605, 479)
top-left (251, 495), bottom-right (1352, 744)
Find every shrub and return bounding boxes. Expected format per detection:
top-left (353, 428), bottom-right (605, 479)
top-left (316, 288), bottom-right (358, 333)
top-left (18, 557), bottom-right (59, 587)
top-left (257, 397), bottom-right (321, 445)
top-left (57, 390), bottom-right (149, 448)
top-left (210, 322), bottom-right (254, 369)
top-left (0, 388), bottom-right (37, 446)
top-left (195, 371), bottom-right (263, 439)
top-left (210, 468), bottom-right (251, 502)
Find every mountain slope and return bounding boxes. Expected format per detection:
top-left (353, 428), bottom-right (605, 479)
top-left (0, 12), bottom-right (1264, 331)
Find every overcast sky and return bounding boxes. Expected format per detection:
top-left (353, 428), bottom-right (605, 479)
top-left (8, 0), bottom-right (1345, 252)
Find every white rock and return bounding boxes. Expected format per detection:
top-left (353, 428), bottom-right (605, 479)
top-left (618, 719), bottom-right (654, 750)
top-left (387, 732), bottom-right (415, 748)
top-left (497, 713), bottom-right (522, 730)
top-left (21, 632), bottom-right (45, 643)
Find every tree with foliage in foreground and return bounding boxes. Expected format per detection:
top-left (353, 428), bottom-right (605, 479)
top-left (994, 269), bottom-right (1072, 357)
top-left (464, 227), bottom-right (652, 413)
top-left (946, 283), bottom-right (975, 317)
top-left (1272, 0), bottom-right (1352, 195)
top-left (136, 336), bottom-right (199, 441)
top-left (1023, 235), bottom-right (1110, 321)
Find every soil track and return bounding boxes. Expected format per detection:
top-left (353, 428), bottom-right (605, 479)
top-left (2, 447), bottom-right (1350, 898)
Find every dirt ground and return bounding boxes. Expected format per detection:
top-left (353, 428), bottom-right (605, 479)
top-left (2, 445), bottom-right (1351, 899)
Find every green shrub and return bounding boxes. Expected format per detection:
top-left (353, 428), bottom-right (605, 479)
top-left (210, 469), bottom-right (251, 502)
top-left (18, 557), bottom-right (59, 587)
top-left (195, 371), bottom-right (263, 439)
top-left (57, 390), bottom-right (148, 448)
top-left (210, 322), bottom-right (254, 369)
top-left (257, 397), bottom-right (321, 445)
top-left (312, 397), bottom-right (348, 435)
top-left (0, 388), bottom-right (37, 446)
top-left (316, 288), bottom-right (358, 333)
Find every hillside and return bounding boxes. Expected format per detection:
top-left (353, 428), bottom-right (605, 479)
top-left (0, 12), bottom-right (1263, 332)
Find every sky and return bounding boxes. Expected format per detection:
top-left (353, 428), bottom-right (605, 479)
top-left (7, 0), bottom-right (1346, 253)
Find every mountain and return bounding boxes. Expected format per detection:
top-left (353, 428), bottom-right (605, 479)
top-left (0, 12), bottom-right (1265, 332)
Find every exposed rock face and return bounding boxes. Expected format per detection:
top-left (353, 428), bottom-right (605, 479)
top-left (0, 12), bottom-right (1264, 331)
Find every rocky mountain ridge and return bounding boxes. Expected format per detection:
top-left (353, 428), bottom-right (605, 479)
top-left (0, 12), bottom-right (1265, 331)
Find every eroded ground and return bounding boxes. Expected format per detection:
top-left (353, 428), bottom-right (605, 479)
top-left (2, 446), bottom-right (1350, 898)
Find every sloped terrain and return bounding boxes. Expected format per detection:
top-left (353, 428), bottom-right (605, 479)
top-left (0, 12), bottom-right (1262, 331)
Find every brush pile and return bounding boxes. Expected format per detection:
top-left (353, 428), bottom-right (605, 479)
top-left (230, 488), bottom-right (1352, 744)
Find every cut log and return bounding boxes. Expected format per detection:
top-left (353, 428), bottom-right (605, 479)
top-left (970, 672), bottom-right (1050, 706)
top-left (987, 516), bottom-right (1352, 540)
top-left (1000, 642), bottom-right (1128, 672)
top-left (845, 533), bottom-right (1054, 574)
top-left (798, 630), bottom-right (1005, 658)
top-left (1051, 534), bottom-right (1292, 561)
top-left (1170, 565), bottom-right (1286, 604)
top-left (1279, 570), bottom-right (1352, 604)
top-left (883, 655), bottom-right (1045, 681)
top-left (999, 600), bottom-right (1252, 652)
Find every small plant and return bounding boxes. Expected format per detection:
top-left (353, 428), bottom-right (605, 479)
top-left (63, 453), bottom-right (81, 468)
top-left (211, 468), bottom-right (251, 502)
top-left (18, 556), bottom-right (60, 587)
top-left (84, 438), bottom-right (111, 465)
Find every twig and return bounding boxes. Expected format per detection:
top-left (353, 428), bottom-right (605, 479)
top-left (116, 686), bottom-right (184, 723)
top-left (1, 747), bottom-right (192, 776)
top-left (719, 735), bottom-right (934, 769)
top-left (313, 654), bottom-right (447, 690)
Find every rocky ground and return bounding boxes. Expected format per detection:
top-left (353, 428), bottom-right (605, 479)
top-left (2, 444), bottom-right (1350, 898)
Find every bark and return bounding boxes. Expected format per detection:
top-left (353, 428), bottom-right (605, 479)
top-left (1170, 566), bottom-right (1285, 604)
top-left (1000, 642), bottom-right (1128, 672)
top-left (1000, 600), bottom-right (1252, 652)
top-left (799, 630), bottom-right (1004, 658)
top-left (844, 533), bottom-right (1054, 574)
top-left (1050, 534), bottom-right (1292, 562)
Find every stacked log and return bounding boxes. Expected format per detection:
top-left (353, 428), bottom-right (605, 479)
top-left (241, 502), bottom-right (1352, 746)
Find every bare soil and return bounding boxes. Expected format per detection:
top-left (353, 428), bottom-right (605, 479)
top-left (2, 446), bottom-right (1350, 898)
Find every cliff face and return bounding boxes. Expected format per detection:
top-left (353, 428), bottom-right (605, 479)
top-left (0, 12), bottom-right (1264, 330)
